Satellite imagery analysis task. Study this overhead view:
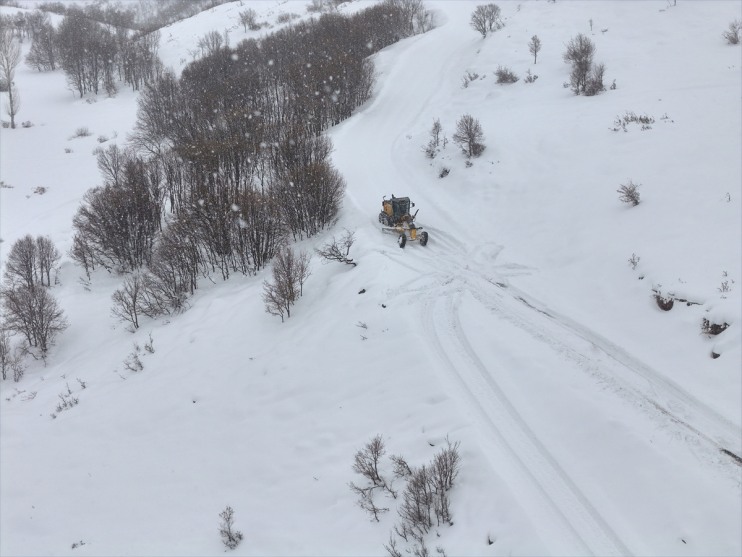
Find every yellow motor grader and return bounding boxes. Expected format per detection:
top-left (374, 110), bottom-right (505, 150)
top-left (378, 195), bottom-right (429, 248)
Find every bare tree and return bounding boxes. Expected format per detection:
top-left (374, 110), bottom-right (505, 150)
top-left (262, 248), bottom-right (311, 321)
top-left (2, 285), bottom-right (68, 354)
top-left (398, 464), bottom-right (434, 538)
top-left (383, 0), bottom-right (429, 36)
top-left (238, 8), bottom-right (258, 32)
top-left (197, 30), bottom-right (223, 57)
top-left (4, 235), bottom-right (38, 289)
top-left (71, 154), bottom-right (163, 272)
top-left (452, 114), bottom-right (485, 158)
top-left (353, 434), bottom-right (387, 486)
top-left (430, 439), bottom-right (461, 494)
top-left (584, 62), bottom-right (606, 96)
top-left (528, 34), bottom-right (542, 64)
top-left (563, 33), bottom-right (596, 95)
top-left (218, 506), bottom-right (243, 550)
top-left (315, 229), bottom-right (357, 267)
top-left (5, 83), bottom-right (19, 127)
top-left (36, 236), bottom-right (61, 287)
top-left (0, 328), bottom-right (24, 381)
top-left (262, 278), bottom-right (290, 322)
top-left (722, 19), bottom-right (741, 45)
top-left (470, 4), bottom-right (503, 38)
top-left (111, 272), bottom-right (145, 330)
top-left (26, 21), bottom-right (57, 71)
top-left (0, 28), bottom-right (21, 128)
top-left (424, 118), bottom-right (444, 158)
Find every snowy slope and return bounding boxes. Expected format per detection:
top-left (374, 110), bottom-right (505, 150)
top-left (1, 1), bottom-right (741, 556)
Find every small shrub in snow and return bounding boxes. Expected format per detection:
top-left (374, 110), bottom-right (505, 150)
top-left (276, 12), bottom-right (299, 24)
top-left (71, 126), bottom-right (91, 139)
top-left (391, 454), bottom-right (413, 478)
top-left (524, 69), bottom-right (538, 83)
top-left (628, 253), bottom-right (640, 270)
top-left (218, 506), bottom-right (243, 550)
top-left (583, 62), bottom-right (606, 96)
top-left (97, 135), bottom-right (109, 143)
top-left (701, 318), bottom-right (729, 336)
top-left (718, 281), bottom-right (731, 294)
top-left (55, 383), bottom-right (79, 414)
top-left (617, 180), bottom-right (641, 206)
top-left (461, 70), bottom-right (480, 88)
top-left (20, 120), bottom-right (32, 128)
top-left (613, 111), bottom-right (655, 132)
top-left (123, 344), bottom-right (144, 372)
top-left (495, 65), bottom-right (518, 84)
top-left (351, 437), bottom-right (462, 554)
top-left (315, 229), bottom-right (357, 267)
top-left (722, 19), bottom-right (741, 45)
top-left (438, 166), bottom-right (450, 178)
top-left (144, 332), bottom-right (155, 354)
top-left (452, 114), bottom-right (485, 158)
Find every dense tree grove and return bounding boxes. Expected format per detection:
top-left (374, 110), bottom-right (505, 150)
top-left (77, 0), bottom-right (432, 323)
top-left (1, 236), bottom-right (66, 358)
top-left (53, 7), bottom-right (162, 96)
top-left (14, 6), bottom-right (161, 95)
top-left (35, 0), bottom-right (232, 35)
top-left (71, 146), bottom-right (163, 274)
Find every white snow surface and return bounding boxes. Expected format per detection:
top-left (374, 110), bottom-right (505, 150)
top-left (1, 1), bottom-right (741, 555)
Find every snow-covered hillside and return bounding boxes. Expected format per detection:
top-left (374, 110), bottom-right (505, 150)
top-left (1, 1), bottom-right (740, 555)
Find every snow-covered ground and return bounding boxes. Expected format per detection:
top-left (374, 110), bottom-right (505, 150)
top-left (1, 1), bottom-right (740, 555)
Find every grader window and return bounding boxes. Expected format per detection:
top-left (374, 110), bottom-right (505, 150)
top-left (392, 198), bottom-right (410, 218)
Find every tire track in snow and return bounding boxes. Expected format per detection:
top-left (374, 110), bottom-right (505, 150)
top-left (464, 274), bottom-right (742, 458)
top-left (421, 291), bottom-right (631, 556)
top-left (424, 234), bottom-right (742, 460)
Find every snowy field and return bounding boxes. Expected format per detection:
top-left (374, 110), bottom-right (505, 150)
top-left (1, 1), bottom-right (741, 555)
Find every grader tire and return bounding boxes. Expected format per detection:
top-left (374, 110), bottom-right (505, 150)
top-left (419, 231), bottom-right (429, 246)
top-left (398, 234), bottom-right (407, 248)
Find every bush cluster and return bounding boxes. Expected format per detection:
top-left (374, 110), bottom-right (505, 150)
top-left (470, 4), bottom-right (503, 38)
top-left (563, 34), bottom-right (606, 96)
top-left (349, 435), bottom-right (462, 556)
